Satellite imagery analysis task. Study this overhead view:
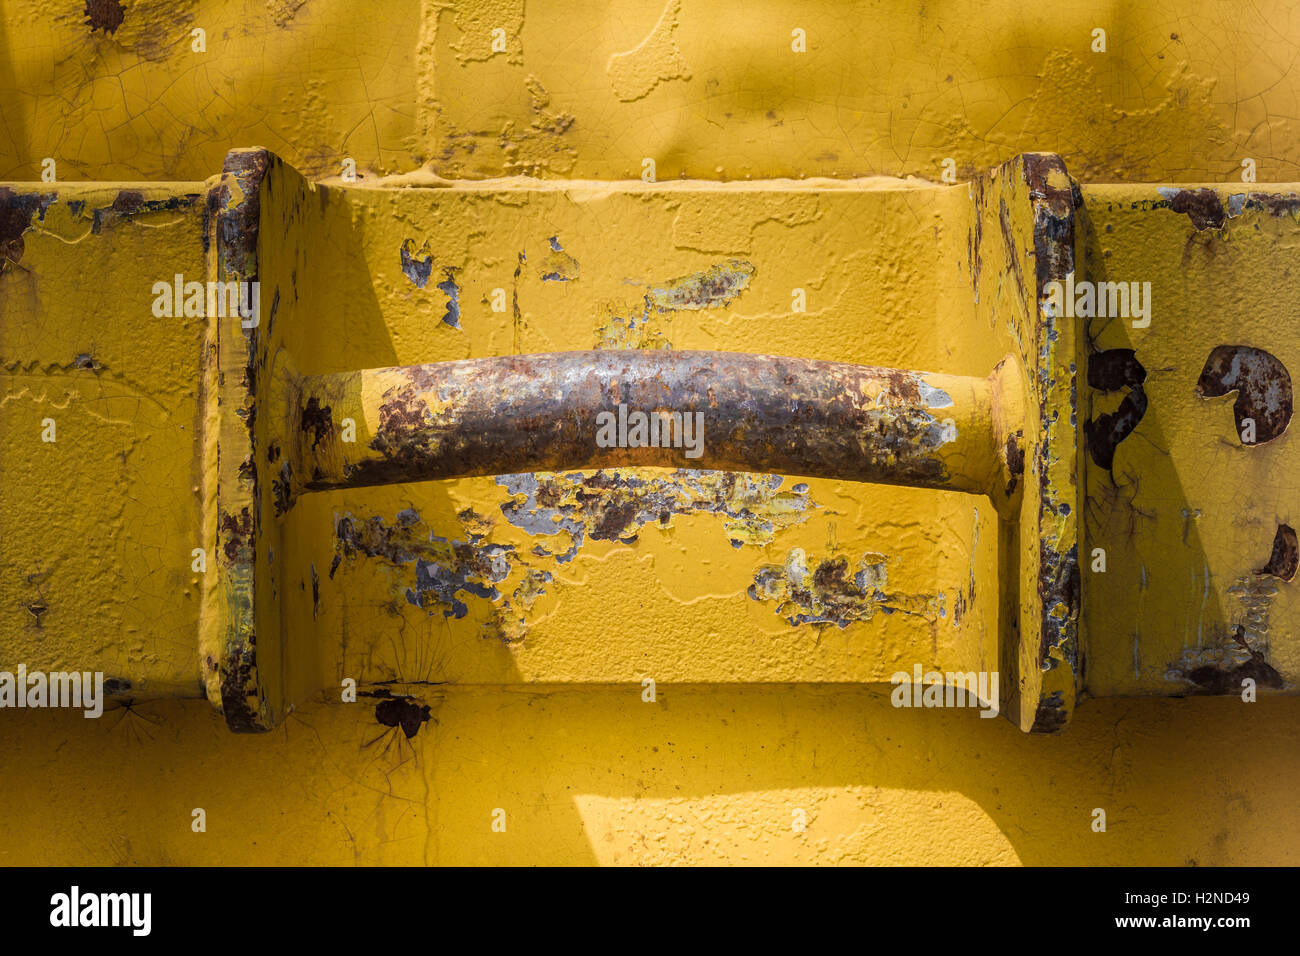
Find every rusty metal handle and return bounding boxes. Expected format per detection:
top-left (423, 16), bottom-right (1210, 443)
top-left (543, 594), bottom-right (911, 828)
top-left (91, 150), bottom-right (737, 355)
top-left (288, 350), bottom-right (1022, 506)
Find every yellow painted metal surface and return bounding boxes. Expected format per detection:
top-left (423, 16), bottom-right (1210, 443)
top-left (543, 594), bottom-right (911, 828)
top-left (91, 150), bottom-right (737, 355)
top-left (0, 0), bottom-right (1298, 865)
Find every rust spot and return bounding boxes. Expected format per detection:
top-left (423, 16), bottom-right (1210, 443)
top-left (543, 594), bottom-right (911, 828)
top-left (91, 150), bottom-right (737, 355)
top-left (1022, 154), bottom-right (1075, 219)
top-left (271, 457), bottom-right (293, 517)
top-left (1186, 658), bottom-right (1283, 694)
top-left (374, 696), bottom-right (432, 739)
top-left (1022, 153), bottom-right (1080, 286)
top-left (311, 563), bottom-right (321, 619)
top-left (967, 179), bottom-right (985, 304)
top-left (300, 396), bottom-right (333, 450)
top-left (1003, 431), bottom-right (1024, 494)
top-left (1243, 192), bottom-right (1300, 217)
top-left (1192, 627), bottom-right (1283, 693)
top-left (1029, 691), bottom-right (1068, 733)
top-left (216, 150), bottom-right (270, 278)
top-left (220, 645), bottom-right (261, 733)
top-left (111, 189), bottom-right (144, 215)
top-left (996, 197), bottom-right (1025, 297)
top-left (332, 352), bottom-right (955, 493)
top-left (1256, 524), bottom-right (1298, 582)
top-left (1163, 188), bottom-right (1225, 231)
top-left (91, 191), bottom-right (201, 234)
top-left (84, 0), bottom-right (124, 34)
top-left (1087, 348), bottom-right (1145, 391)
top-left (1196, 345), bottom-right (1292, 445)
top-left (218, 508), bottom-right (254, 563)
top-left (0, 188), bottom-right (56, 270)
top-left (1168, 625), bottom-right (1285, 694)
top-left (1086, 349), bottom-right (1148, 470)
top-left (1037, 543), bottom-right (1080, 665)
top-left (1085, 390), bottom-right (1147, 471)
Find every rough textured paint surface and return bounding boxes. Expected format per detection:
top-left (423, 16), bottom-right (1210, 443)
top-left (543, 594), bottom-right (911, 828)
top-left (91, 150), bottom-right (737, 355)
top-left (4, 1), bottom-right (1299, 184)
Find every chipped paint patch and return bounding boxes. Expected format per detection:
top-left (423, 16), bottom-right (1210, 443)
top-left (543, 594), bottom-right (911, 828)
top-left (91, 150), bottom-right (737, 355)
top-left (1156, 186), bottom-right (1225, 230)
top-left (84, 0), bottom-right (124, 35)
top-left (539, 236), bottom-right (578, 281)
top-left (492, 568), bottom-right (554, 645)
top-left (496, 469), bottom-right (816, 562)
top-left (605, 0), bottom-right (690, 102)
top-left (400, 238), bottom-right (434, 288)
top-left (595, 260), bottom-right (756, 348)
top-left (747, 548), bottom-right (943, 628)
top-left (595, 300), bottom-right (671, 350)
top-left (437, 269), bottom-right (461, 328)
top-left (1166, 625), bottom-right (1284, 694)
top-left (1257, 524), bottom-right (1298, 582)
top-left (1086, 348), bottom-right (1148, 470)
top-left (0, 188), bottom-right (56, 271)
top-left (368, 690), bottom-right (432, 739)
top-left (1196, 345), bottom-right (1292, 445)
top-left (647, 259), bottom-right (754, 311)
top-left (333, 510), bottom-right (513, 620)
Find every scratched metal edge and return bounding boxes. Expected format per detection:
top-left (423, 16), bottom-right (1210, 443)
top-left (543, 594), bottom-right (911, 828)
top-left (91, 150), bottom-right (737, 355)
top-left (214, 147), bottom-right (274, 732)
top-left (1021, 153), bottom-right (1083, 734)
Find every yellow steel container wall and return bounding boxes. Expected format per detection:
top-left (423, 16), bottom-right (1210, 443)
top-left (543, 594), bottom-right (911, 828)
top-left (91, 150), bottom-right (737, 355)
top-left (0, 1), bottom-right (1297, 865)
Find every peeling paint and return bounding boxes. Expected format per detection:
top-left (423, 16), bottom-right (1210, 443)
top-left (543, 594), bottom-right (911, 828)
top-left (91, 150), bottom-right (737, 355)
top-left (539, 235), bottom-right (578, 281)
top-left (1196, 345), bottom-right (1292, 445)
top-left (1086, 348), bottom-right (1148, 471)
top-left (1166, 625), bottom-right (1284, 694)
top-left (0, 188), bottom-right (56, 271)
top-left (497, 469), bottom-right (816, 562)
top-left (400, 238), bottom-right (434, 288)
top-left (1156, 186), bottom-right (1225, 230)
top-left (647, 259), bottom-right (754, 311)
top-left (436, 268), bottom-right (461, 328)
top-left (84, 0), bottom-right (124, 35)
top-left (597, 260), bottom-right (755, 347)
top-left (333, 510), bottom-right (513, 620)
top-left (748, 548), bottom-right (943, 628)
top-left (1256, 524), bottom-right (1298, 582)
top-left (492, 567), bottom-right (554, 645)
